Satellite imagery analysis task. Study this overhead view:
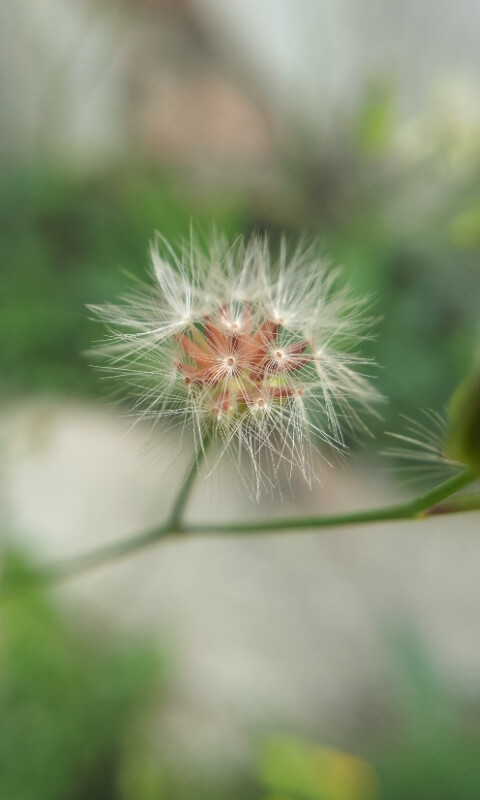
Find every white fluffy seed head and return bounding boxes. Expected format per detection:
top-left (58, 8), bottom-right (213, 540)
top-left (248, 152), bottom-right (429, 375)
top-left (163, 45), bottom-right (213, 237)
top-left (89, 232), bottom-right (380, 499)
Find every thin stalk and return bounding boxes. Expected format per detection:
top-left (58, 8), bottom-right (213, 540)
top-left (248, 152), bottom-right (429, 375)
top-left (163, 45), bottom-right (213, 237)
top-left (3, 468), bottom-right (477, 590)
top-left (3, 434), bottom-right (211, 590)
top-left (40, 524), bottom-right (171, 583)
top-left (187, 468), bottom-right (476, 535)
top-left (167, 431), bottom-right (211, 530)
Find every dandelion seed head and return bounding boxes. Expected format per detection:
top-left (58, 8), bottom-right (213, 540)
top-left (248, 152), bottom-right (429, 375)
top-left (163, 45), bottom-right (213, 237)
top-left (89, 232), bottom-right (380, 498)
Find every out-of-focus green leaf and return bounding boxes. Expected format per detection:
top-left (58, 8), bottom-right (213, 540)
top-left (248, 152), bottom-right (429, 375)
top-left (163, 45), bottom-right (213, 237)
top-left (356, 82), bottom-right (396, 154)
top-left (259, 736), bottom-right (378, 800)
top-left (450, 201), bottom-right (480, 249)
top-left (446, 367), bottom-right (480, 474)
top-left (264, 795), bottom-right (297, 800)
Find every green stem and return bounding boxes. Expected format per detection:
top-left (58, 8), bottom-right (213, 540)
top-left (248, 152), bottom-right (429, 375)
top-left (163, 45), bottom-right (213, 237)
top-left (3, 468), bottom-right (477, 589)
top-left (186, 468), bottom-right (477, 535)
top-left (7, 433), bottom-right (211, 588)
top-left (167, 431), bottom-right (211, 530)
top-left (40, 524), bottom-right (171, 583)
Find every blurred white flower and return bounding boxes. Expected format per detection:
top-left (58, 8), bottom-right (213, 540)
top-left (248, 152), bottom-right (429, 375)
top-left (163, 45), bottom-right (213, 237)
top-left (90, 233), bottom-right (379, 497)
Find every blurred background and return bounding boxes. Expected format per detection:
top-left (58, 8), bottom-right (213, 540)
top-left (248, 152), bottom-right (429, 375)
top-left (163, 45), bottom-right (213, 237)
top-left (1, 1), bottom-right (480, 798)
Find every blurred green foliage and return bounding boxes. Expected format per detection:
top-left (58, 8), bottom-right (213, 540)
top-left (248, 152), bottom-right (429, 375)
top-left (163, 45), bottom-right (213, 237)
top-left (373, 632), bottom-right (480, 799)
top-left (356, 81), bottom-right (396, 154)
top-left (256, 633), bottom-right (480, 800)
top-left (325, 228), bottom-right (480, 436)
top-left (0, 552), bottom-right (161, 800)
top-left (259, 736), bottom-right (378, 800)
top-left (1, 163), bottom-right (478, 438)
top-left (0, 165), bottom-right (246, 397)
top-left (1, 555), bottom-right (480, 800)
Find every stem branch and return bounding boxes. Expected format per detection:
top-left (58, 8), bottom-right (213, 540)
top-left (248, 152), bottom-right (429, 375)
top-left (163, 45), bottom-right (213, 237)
top-left (3, 467), bottom-right (477, 589)
top-left (7, 434), bottom-right (211, 588)
top-left (187, 469), bottom-right (476, 535)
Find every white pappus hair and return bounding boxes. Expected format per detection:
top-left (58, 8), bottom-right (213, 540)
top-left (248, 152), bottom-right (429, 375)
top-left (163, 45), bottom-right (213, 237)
top-left (89, 232), bottom-right (380, 499)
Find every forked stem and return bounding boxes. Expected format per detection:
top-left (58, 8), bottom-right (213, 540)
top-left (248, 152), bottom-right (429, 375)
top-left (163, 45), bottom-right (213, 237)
top-left (2, 433), bottom-right (211, 589)
top-left (2, 465), bottom-right (478, 590)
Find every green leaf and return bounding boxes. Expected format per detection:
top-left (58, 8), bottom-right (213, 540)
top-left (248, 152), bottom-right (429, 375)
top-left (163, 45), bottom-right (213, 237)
top-left (356, 82), bottom-right (395, 154)
top-left (446, 368), bottom-right (480, 475)
top-left (258, 736), bottom-right (378, 800)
